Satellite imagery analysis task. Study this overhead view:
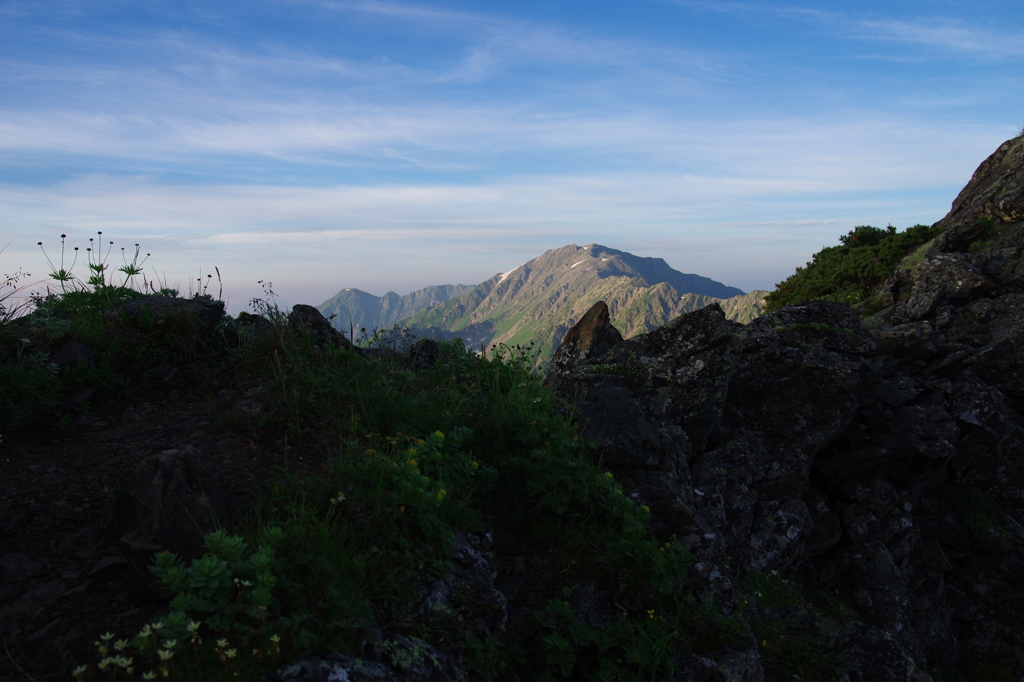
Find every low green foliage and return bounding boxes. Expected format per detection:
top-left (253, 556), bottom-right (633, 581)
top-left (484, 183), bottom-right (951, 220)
top-left (63, 288), bottom-right (703, 680)
top-left (578, 363), bottom-right (637, 377)
top-left (966, 216), bottom-right (1014, 254)
top-left (464, 586), bottom-right (741, 682)
top-left (945, 490), bottom-right (1014, 555)
top-left (764, 224), bottom-right (943, 313)
top-left (0, 342), bottom-right (62, 431)
top-left (738, 571), bottom-right (847, 682)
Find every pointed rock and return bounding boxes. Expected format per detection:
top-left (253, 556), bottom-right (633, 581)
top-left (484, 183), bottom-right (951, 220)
top-left (544, 301), bottom-right (622, 388)
top-left (289, 304), bottom-right (363, 355)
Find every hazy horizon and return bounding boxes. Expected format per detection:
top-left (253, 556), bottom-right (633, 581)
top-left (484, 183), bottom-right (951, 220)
top-left (3, 1), bottom-right (1022, 314)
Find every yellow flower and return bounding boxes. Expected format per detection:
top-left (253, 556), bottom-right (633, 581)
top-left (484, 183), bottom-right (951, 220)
top-left (647, 609), bottom-right (655, 618)
top-left (407, 447), bottom-right (417, 455)
top-left (434, 431), bottom-right (444, 439)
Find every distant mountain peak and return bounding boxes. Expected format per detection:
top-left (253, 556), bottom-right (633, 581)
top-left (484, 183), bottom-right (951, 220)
top-left (317, 244), bottom-right (762, 365)
top-left (356, 244), bottom-right (761, 364)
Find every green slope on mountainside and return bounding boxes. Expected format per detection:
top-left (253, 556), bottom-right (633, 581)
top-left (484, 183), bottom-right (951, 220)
top-left (316, 284), bottom-right (475, 337)
top-left (399, 244), bottom-right (763, 365)
top-left (719, 290), bottom-right (769, 324)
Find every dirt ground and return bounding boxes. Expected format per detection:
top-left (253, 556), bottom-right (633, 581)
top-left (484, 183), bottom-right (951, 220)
top-left (0, 360), bottom-right (277, 681)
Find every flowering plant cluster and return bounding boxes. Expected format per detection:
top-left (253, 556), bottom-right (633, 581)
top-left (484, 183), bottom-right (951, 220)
top-left (149, 530), bottom-right (283, 637)
top-left (72, 530), bottom-right (290, 680)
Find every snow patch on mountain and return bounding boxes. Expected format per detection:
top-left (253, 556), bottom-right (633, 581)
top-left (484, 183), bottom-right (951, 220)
top-left (498, 264), bottom-right (523, 284)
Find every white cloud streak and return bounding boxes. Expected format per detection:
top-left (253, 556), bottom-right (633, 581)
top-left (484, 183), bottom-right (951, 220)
top-left (856, 19), bottom-right (1024, 58)
top-left (671, 0), bottom-right (1024, 61)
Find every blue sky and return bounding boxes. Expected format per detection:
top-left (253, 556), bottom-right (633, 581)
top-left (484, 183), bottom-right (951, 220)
top-left (2, 0), bottom-right (1022, 313)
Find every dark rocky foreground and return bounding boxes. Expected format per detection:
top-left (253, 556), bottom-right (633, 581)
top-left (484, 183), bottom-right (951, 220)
top-left (541, 137), bottom-right (1024, 681)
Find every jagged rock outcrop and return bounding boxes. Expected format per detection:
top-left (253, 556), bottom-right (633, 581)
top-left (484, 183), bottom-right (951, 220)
top-left (931, 137), bottom-right (1024, 251)
top-left (542, 137), bottom-right (1024, 681)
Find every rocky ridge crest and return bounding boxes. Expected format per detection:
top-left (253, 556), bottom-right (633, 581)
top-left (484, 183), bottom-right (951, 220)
top-left (544, 136), bottom-right (1024, 680)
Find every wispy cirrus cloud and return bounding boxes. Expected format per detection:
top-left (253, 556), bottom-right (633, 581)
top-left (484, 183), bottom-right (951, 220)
top-left (669, 0), bottom-right (1024, 61)
top-left (855, 19), bottom-right (1024, 59)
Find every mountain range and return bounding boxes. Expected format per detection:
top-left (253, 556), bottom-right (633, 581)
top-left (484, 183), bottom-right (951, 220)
top-left (317, 243), bottom-right (767, 363)
top-left (317, 284), bottom-right (475, 336)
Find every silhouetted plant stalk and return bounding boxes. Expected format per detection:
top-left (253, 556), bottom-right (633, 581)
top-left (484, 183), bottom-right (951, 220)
top-left (38, 232), bottom-right (152, 295)
top-left (0, 244), bottom-right (34, 322)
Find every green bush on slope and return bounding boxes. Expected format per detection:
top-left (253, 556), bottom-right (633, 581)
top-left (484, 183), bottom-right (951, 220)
top-left (764, 224), bottom-right (942, 312)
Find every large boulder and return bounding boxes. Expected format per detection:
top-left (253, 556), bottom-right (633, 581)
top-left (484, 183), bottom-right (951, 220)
top-left (115, 446), bottom-right (236, 596)
top-left (288, 304), bottom-right (363, 355)
top-left (105, 295), bottom-right (226, 336)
